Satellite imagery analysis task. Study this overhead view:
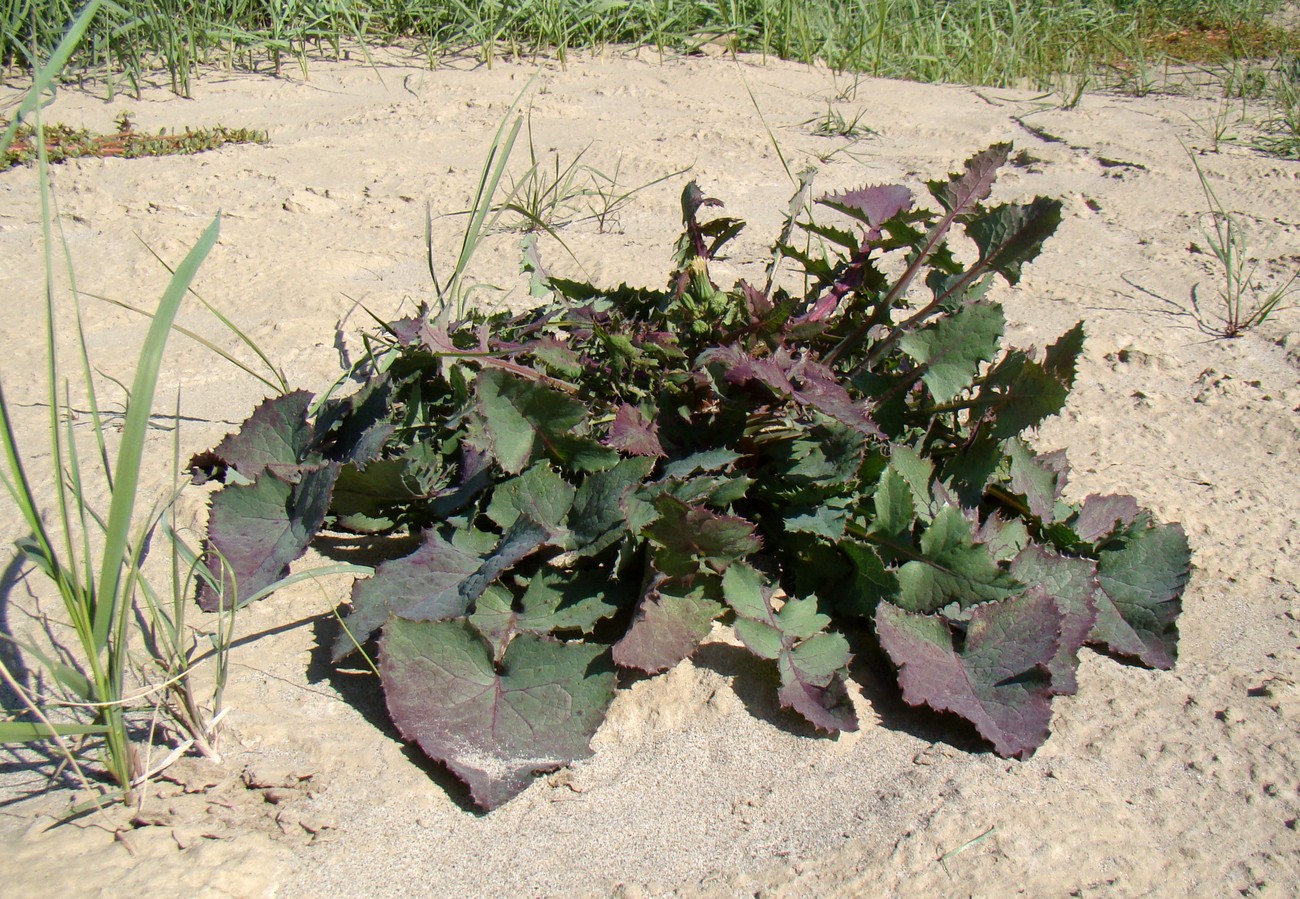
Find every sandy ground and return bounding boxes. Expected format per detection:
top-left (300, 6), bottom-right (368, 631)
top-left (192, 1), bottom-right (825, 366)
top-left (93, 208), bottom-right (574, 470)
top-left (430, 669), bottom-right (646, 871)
top-left (0, 46), bottom-right (1298, 898)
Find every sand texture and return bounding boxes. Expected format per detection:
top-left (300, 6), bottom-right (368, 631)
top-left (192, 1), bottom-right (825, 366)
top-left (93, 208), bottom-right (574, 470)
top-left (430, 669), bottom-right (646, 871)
top-left (0, 49), bottom-right (1298, 897)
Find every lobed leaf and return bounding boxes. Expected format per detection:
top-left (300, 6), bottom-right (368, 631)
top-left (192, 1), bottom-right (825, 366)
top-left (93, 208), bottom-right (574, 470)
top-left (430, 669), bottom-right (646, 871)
top-left (895, 505), bottom-right (1023, 613)
top-left (899, 301), bottom-right (1005, 404)
top-left (190, 389), bottom-right (315, 483)
top-left (876, 591), bottom-right (1062, 758)
top-left (381, 618), bottom-right (616, 810)
top-left (199, 463), bottom-right (338, 611)
top-left (722, 564), bottom-right (858, 732)
top-left (1090, 523), bottom-right (1189, 669)
top-left (613, 576), bottom-right (723, 673)
top-left (1009, 544), bottom-right (1101, 694)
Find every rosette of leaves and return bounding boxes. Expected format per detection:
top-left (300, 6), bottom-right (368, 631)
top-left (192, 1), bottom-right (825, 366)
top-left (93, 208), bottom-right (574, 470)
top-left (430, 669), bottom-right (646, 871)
top-left (192, 144), bottom-right (1189, 809)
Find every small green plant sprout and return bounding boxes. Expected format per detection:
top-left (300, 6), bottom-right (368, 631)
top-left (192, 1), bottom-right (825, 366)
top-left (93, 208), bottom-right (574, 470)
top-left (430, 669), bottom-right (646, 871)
top-left (803, 103), bottom-right (875, 140)
top-left (195, 140), bottom-right (1190, 811)
top-left (1188, 151), bottom-right (1299, 337)
top-left (495, 116), bottom-right (689, 236)
top-left (1184, 94), bottom-right (1247, 154)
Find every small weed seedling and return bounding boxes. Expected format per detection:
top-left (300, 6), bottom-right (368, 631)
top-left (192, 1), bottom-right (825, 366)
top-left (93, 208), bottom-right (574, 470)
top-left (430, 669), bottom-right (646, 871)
top-left (1188, 151), bottom-right (1298, 337)
top-left (803, 103), bottom-right (875, 140)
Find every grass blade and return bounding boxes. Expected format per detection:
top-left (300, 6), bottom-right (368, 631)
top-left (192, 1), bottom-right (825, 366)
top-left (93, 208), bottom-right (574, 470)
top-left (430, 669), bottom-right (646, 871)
top-left (93, 215), bottom-right (221, 650)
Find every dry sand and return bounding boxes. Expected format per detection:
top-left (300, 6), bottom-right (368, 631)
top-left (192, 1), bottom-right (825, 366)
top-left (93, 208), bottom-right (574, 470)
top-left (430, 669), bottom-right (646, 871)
top-left (0, 47), bottom-right (1298, 897)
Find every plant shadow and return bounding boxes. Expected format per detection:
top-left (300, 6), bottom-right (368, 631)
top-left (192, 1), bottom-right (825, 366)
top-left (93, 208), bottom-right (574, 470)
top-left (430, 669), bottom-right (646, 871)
top-left (693, 636), bottom-right (988, 755)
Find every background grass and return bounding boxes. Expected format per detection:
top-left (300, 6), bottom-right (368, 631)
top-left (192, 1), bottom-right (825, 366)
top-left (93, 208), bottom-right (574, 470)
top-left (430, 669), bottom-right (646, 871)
top-left (2, 1), bottom-right (1297, 98)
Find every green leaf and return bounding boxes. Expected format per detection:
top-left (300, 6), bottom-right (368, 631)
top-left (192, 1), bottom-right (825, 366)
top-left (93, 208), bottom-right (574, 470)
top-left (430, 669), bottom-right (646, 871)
top-left (473, 369), bottom-right (590, 474)
top-left (888, 444), bottom-right (936, 523)
top-left (1006, 439), bottom-right (1068, 523)
top-left (895, 505), bottom-right (1023, 613)
top-left (98, 214), bottom-right (219, 648)
top-left (1091, 523), bottom-right (1188, 669)
top-left (785, 505), bottom-right (847, 540)
top-left (0, 721), bottom-right (111, 742)
top-left (965, 198), bottom-right (1062, 285)
top-left (977, 351), bottom-right (1069, 440)
top-left (517, 568), bottom-right (631, 634)
top-left (1044, 322), bottom-right (1085, 388)
top-left (486, 462), bottom-right (576, 536)
top-left (330, 459), bottom-right (426, 532)
top-left (899, 301), bottom-right (1005, 404)
top-left (380, 618), bottom-right (616, 810)
top-left (722, 564), bottom-right (857, 733)
top-left (567, 457), bottom-right (656, 558)
top-left (647, 495), bottom-right (761, 579)
top-left (871, 466), bottom-right (914, 541)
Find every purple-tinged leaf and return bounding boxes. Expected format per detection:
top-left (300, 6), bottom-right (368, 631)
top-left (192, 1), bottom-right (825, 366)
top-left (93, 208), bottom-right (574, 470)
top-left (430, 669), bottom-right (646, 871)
top-left (606, 404), bottom-right (665, 458)
top-left (777, 633), bottom-right (858, 733)
top-left (455, 517), bottom-right (551, 609)
top-left (333, 531), bottom-right (479, 662)
top-left (876, 591), bottom-right (1062, 758)
top-left (722, 565), bottom-right (858, 733)
top-left (568, 457), bottom-right (657, 559)
top-left (190, 390), bottom-right (315, 484)
top-left (613, 576), bottom-right (723, 673)
top-left (819, 184), bottom-right (914, 236)
top-left (385, 314), bottom-right (425, 346)
top-left (1091, 523), bottom-right (1188, 669)
top-left (380, 618), bottom-right (615, 809)
top-left (927, 143), bottom-right (1011, 216)
top-left (311, 376), bottom-right (394, 467)
top-left (965, 197), bottom-right (1063, 285)
top-left (895, 505), bottom-right (1022, 613)
top-left (1010, 545), bottom-right (1101, 694)
top-left (1072, 493), bottom-right (1142, 544)
top-left (700, 345), bottom-right (881, 437)
top-left (647, 494), bottom-right (761, 579)
top-left (199, 463), bottom-right (338, 611)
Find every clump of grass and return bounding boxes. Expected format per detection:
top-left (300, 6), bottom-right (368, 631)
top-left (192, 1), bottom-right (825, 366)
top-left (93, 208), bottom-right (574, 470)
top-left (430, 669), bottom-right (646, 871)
top-left (3, 0), bottom-right (1296, 106)
top-left (1, 111), bottom-right (267, 171)
top-left (1252, 54), bottom-right (1300, 158)
top-left (0, 3), bottom-right (356, 812)
top-left (1187, 150), bottom-right (1299, 338)
top-left (803, 104), bottom-right (875, 139)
